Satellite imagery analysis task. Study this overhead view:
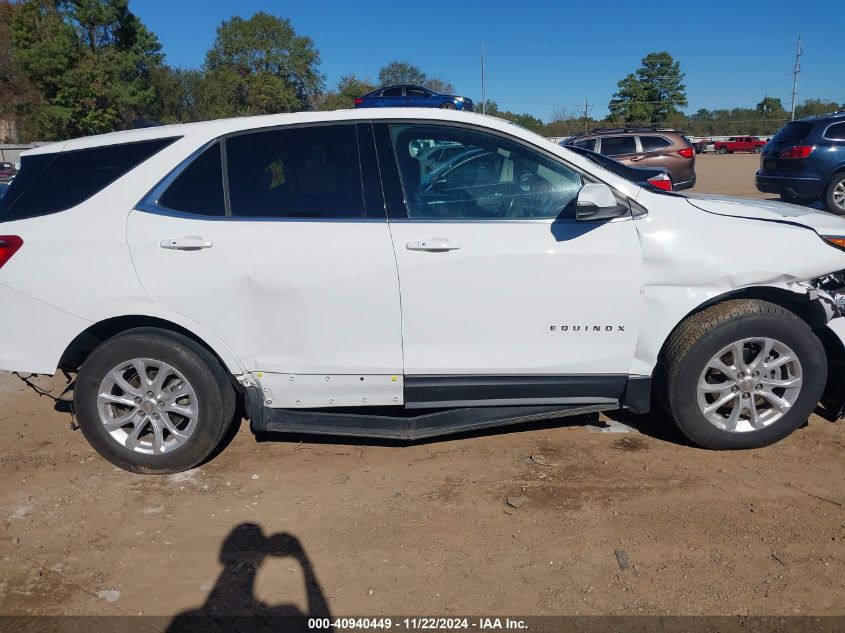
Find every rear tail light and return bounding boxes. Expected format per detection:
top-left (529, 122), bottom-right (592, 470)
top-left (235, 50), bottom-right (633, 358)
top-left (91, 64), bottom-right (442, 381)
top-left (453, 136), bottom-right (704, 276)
top-left (677, 147), bottom-right (694, 158)
top-left (354, 97), bottom-right (363, 106)
top-left (780, 145), bottom-right (814, 159)
top-left (0, 235), bottom-right (23, 270)
top-left (646, 174), bottom-right (673, 191)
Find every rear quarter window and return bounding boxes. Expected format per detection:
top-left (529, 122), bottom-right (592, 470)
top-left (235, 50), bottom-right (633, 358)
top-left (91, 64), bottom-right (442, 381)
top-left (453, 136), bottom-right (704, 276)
top-left (0, 137), bottom-right (178, 222)
top-left (640, 136), bottom-right (672, 152)
top-left (824, 122), bottom-right (845, 141)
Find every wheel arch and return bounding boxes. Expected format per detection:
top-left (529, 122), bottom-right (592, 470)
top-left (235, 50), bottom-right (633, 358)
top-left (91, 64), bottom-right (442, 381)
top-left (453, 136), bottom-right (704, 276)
top-left (654, 285), bottom-right (833, 375)
top-left (58, 315), bottom-right (245, 378)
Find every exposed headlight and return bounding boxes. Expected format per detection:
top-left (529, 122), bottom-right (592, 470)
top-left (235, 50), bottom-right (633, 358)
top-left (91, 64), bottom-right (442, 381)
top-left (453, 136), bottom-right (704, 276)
top-left (454, 96), bottom-right (465, 102)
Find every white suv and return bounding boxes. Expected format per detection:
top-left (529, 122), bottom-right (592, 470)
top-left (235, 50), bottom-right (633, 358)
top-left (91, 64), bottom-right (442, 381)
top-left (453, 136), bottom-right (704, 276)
top-left (2, 109), bottom-right (845, 474)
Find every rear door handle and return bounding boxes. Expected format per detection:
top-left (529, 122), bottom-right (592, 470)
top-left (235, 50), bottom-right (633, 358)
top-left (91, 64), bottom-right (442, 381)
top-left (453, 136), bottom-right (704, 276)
top-left (406, 238), bottom-right (461, 252)
top-left (159, 237), bottom-right (214, 251)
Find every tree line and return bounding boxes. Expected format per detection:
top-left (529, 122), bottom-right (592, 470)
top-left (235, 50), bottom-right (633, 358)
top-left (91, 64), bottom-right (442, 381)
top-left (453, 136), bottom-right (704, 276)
top-left (1, 1), bottom-right (842, 142)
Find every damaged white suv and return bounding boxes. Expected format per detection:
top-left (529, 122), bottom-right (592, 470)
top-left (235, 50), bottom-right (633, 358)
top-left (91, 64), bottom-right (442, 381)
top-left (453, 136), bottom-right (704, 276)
top-left (2, 109), bottom-right (845, 473)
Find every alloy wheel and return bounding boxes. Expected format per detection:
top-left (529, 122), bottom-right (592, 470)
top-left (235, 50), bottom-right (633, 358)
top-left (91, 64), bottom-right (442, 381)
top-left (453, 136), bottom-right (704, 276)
top-left (96, 358), bottom-right (199, 454)
top-left (696, 337), bottom-right (802, 433)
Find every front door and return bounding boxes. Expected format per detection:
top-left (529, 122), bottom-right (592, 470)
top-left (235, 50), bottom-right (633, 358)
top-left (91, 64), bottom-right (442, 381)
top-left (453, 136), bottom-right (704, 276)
top-left (128, 123), bottom-right (403, 396)
top-left (376, 122), bottom-right (644, 405)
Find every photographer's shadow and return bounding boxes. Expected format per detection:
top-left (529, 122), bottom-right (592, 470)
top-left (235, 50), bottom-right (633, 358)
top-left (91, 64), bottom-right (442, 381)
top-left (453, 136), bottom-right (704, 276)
top-left (168, 523), bottom-right (331, 632)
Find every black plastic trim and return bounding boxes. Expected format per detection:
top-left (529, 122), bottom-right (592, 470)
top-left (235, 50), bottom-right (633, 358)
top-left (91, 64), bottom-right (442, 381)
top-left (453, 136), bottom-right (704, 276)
top-left (405, 374), bottom-right (627, 407)
top-left (620, 375), bottom-right (652, 414)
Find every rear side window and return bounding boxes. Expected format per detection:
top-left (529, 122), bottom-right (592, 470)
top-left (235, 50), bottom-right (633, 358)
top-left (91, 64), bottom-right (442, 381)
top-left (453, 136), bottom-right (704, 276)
top-left (599, 136), bottom-right (636, 156)
top-left (772, 122), bottom-right (813, 145)
top-left (226, 124), bottom-right (366, 219)
top-left (825, 122), bottom-right (845, 141)
top-left (406, 87), bottom-right (428, 97)
top-left (0, 137), bottom-right (178, 222)
top-left (382, 87), bottom-right (403, 97)
top-left (157, 143), bottom-right (226, 216)
top-left (640, 136), bottom-right (672, 152)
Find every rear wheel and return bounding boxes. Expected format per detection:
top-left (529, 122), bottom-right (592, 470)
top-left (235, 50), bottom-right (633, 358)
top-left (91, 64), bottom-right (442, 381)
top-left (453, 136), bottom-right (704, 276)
top-left (823, 172), bottom-right (845, 215)
top-left (658, 300), bottom-right (826, 449)
top-left (74, 328), bottom-right (236, 473)
top-left (754, 146), bottom-right (762, 154)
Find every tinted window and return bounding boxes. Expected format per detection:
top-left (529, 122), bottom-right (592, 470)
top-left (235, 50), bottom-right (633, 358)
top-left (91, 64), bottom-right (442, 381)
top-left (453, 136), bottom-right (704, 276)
top-left (0, 137), bottom-right (177, 222)
top-left (226, 124), bottom-right (366, 219)
top-left (158, 143), bottom-right (225, 216)
top-left (825, 122), bottom-right (845, 141)
top-left (406, 87), bottom-right (428, 97)
top-left (640, 136), bottom-right (672, 152)
top-left (772, 122), bottom-right (813, 145)
top-left (390, 124), bottom-right (582, 220)
top-left (599, 136), bottom-right (636, 156)
top-left (571, 139), bottom-right (596, 151)
top-left (382, 87), bottom-right (403, 97)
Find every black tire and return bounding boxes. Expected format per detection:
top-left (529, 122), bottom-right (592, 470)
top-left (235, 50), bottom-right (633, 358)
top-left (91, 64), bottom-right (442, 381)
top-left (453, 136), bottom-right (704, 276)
top-left (657, 300), bottom-right (826, 450)
top-left (439, 102), bottom-right (457, 110)
top-left (754, 146), bottom-right (762, 154)
top-left (823, 172), bottom-right (845, 215)
top-left (718, 146), bottom-right (728, 154)
top-left (74, 328), bottom-right (236, 474)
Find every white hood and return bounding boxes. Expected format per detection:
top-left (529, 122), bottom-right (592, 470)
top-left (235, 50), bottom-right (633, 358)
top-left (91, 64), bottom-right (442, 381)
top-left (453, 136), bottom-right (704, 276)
top-left (683, 194), bottom-right (845, 236)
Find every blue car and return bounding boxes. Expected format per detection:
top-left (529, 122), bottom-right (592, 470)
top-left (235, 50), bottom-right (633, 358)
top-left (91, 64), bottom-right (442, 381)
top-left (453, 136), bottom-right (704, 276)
top-left (756, 111), bottom-right (845, 213)
top-left (354, 85), bottom-right (474, 111)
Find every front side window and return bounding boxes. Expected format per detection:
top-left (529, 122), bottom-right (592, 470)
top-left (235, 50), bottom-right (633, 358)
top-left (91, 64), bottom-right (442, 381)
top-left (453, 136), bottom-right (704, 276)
top-left (157, 143), bottom-right (225, 216)
top-left (640, 136), bottom-right (672, 152)
top-left (599, 136), bottom-right (636, 157)
top-left (390, 124), bottom-right (582, 220)
top-left (0, 137), bottom-right (178, 222)
top-left (226, 124), bottom-right (366, 219)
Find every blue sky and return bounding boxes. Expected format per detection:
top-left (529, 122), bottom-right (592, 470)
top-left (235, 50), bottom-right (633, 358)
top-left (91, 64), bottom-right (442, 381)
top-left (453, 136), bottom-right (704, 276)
top-left (132, 0), bottom-right (845, 121)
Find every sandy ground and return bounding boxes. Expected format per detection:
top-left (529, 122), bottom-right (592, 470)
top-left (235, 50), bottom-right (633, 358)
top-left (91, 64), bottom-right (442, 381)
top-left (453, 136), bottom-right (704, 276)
top-left (1, 155), bottom-right (843, 623)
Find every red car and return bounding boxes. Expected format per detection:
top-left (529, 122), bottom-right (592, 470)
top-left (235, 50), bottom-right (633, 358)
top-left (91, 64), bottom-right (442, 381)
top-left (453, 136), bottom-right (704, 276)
top-left (713, 136), bottom-right (767, 154)
top-left (0, 162), bottom-right (15, 181)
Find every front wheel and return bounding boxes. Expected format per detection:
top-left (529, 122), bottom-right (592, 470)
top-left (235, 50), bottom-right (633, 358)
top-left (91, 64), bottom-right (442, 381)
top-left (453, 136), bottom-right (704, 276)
top-left (718, 146), bottom-right (728, 154)
top-left (658, 300), bottom-right (826, 449)
top-left (439, 102), bottom-right (457, 110)
top-left (824, 172), bottom-right (845, 215)
top-left (74, 328), bottom-right (236, 473)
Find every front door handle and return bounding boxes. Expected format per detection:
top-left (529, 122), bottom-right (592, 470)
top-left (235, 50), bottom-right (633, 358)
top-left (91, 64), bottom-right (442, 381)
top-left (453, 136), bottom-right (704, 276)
top-left (406, 238), bottom-right (461, 252)
top-left (160, 237), bottom-right (214, 251)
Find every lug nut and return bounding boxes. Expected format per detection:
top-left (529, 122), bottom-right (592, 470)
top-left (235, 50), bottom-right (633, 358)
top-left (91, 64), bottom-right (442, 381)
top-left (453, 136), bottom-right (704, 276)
top-left (134, 396), bottom-right (142, 404)
top-left (737, 372), bottom-right (744, 379)
top-left (731, 385), bottom-right (739, 393)
top-left (752, 371), bottom-right (759, 377)
top-left (152, 413), bottom-right (159, 419)
top-left (742, 393), bottom-right (750, 398)
top-left (146, 391), bottom-right (154, 397)
top-left (756, 384), bottom-right (762, 390)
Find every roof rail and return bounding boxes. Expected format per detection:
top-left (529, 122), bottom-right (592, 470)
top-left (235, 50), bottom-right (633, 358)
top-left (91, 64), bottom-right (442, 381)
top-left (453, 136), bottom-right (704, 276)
top-left (569, 125), bottom-right (683, 138)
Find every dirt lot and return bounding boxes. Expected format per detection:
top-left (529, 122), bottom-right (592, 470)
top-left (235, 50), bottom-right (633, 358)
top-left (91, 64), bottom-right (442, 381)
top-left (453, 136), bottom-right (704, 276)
top-left (1, 155), bottom-right (843, 624)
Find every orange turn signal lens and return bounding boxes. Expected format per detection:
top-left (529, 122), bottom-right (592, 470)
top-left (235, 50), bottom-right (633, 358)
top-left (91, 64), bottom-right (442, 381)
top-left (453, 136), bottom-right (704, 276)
top-left (822, 236), bottom-right (845, 251)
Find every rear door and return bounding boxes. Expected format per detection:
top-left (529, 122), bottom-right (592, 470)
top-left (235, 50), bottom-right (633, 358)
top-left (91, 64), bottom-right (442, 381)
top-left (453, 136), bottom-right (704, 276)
top-left (598, 136), bottom-right (641, 166)
top-left (128, 123), bottom-right (403, 392)
top-left (376, 122), bottom-right (644, 407)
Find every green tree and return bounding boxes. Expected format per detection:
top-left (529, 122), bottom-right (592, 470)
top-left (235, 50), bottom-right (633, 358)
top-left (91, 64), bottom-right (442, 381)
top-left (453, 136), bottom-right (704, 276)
top-left (11, 0), bottom-right (163, 139)
top-left (203, 11), bottom-right (324, 117)
top-left (609, 51), bottom-right (687, 124)
top-left (378, 61), bottom-right (425, 87)
top-left (794, 98), bottom-right (841, 119)
top-left (314, 74), bottom-right (375, 111)
top-left (482, 101), bottom-right (544, 130)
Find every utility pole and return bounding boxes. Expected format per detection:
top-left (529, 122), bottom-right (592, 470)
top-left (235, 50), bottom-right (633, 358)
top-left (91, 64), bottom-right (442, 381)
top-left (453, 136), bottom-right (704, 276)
top-left (480, 42), bottom-right (486, 115)
top-left (790, 35), bottom-right (802, 121)
top-left (583, 97), bottom-right (589, 131)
